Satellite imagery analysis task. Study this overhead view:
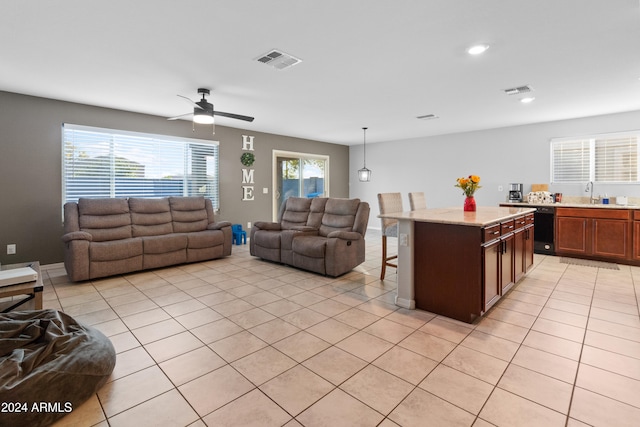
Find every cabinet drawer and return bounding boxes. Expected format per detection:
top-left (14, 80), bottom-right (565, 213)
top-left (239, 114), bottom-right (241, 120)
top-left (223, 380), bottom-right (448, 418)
top-left (634, 210), bottom-right (640, 220)
top-left (501, 220), bottom-right (515, 234)
top-left (483, 224), bottom-right (501, 242)
top-left (525, 213), bottom-right (534, 225)
top-left (556, 207), bottom-right (630, 220)
top-left (514, 216), bottom-right (527, 229)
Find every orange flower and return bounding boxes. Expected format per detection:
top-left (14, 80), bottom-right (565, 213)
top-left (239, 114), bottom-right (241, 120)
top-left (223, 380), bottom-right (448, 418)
top-left (455, 174), bottom-right (481, 197)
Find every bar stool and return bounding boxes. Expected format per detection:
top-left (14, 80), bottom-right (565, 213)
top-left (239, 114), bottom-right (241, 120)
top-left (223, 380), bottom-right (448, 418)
top-left (377, 192), bottom-right (403, 280)
top-left (409, 192), bottom-right (427, 211)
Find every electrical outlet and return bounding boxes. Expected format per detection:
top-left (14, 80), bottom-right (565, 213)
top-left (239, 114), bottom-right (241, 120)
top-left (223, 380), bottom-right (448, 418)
top-left (247, 222), bottom-right (252, 229)
top-left (498, 185), bottom-right (503, 192)
top-left (7, 244), bottom-right (16, 255)
top-left (263, 188), bottom-right (269, 194)
top-left (399, 234), bottom-right (408, 246)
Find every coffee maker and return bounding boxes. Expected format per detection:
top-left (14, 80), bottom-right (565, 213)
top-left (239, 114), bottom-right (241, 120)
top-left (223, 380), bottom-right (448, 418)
top-left (508, 183), bottom-right (523, 202)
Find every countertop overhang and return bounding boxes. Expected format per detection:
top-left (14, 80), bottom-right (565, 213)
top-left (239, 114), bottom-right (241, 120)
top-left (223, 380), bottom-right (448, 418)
top-left (378, 206), bottom-right (536, 227)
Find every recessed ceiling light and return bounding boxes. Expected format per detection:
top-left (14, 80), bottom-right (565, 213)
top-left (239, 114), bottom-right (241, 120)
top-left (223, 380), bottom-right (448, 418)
top-left (520, 97), bottom-right (536, 103)
top-left (467, 44), bottom-right (489, 55)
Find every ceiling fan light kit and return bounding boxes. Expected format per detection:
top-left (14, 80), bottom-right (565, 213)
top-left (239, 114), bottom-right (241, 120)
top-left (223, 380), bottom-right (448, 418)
top-left (193, 109), bottom-right (215, 124)
top-left (168, 88), bottom-right (254, 133)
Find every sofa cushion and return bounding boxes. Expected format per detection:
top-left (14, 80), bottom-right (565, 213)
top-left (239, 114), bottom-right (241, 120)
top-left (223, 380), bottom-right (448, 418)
top-left (280, 197), bottom-right (313, 229)
top-left (169, 197), bottom-right (209, 232)
top-left (253, 230), bottom-right (282, 249)
top-left (186, 230), bottom-right (226, 249)
top-left (292, 235), bottom-right (327, 258)
top-left (90, 238), bottom-right (143, 262)
top-left (129, 198), bottom-right (173, 237)
top-left (142, 234), bottom-right (187, 254)
top-left (318, 198), bottom-right (360, 237)
top-left (78, 198), bottom-right (132, 242)
top-left (307, 197), bottom-right (328, 229)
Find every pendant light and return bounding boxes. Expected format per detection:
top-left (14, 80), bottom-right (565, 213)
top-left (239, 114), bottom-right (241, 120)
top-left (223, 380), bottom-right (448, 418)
top-left (358, 127), bottom-right (371, 182)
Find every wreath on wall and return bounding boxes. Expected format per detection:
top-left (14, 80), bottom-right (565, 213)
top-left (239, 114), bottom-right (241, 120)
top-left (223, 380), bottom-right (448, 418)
top-left (240, 152), bottom-right (255, 167)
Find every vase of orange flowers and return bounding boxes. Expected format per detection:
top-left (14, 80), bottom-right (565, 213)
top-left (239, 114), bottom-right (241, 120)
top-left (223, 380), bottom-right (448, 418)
top-left (455, 175), bottom-right (481, 212)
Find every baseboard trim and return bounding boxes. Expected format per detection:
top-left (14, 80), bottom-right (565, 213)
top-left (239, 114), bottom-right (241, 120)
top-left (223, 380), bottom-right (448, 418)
top-left (40, 262), bottom-right (64, 271)
top-left (395, 296), bottom-right (415, 310)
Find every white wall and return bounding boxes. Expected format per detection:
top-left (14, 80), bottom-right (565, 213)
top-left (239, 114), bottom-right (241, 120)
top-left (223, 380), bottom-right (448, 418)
top-left (350, 109), bottom-right (640, 230)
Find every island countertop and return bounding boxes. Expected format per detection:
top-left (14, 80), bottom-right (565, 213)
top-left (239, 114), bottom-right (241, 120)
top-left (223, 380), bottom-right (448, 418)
top-left (379, 206), bottom-right (536, 227)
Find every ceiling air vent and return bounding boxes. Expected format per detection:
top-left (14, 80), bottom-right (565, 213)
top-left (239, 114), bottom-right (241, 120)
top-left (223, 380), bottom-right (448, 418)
top-left (255, 49), bottom-right (302, 70)
top-left (417, 114), bottom-right (439, 120)
top-left (503, 85), bottom-right (533, 96)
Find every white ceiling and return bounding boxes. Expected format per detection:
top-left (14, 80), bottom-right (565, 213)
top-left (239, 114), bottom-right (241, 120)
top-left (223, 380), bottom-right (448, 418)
top-left (2, 1), bottom-right (640, 145)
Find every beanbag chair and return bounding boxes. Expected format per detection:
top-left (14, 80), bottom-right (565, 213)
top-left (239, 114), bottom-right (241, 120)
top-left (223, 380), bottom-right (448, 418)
top-left (0, 309), bottom-right (116, 426)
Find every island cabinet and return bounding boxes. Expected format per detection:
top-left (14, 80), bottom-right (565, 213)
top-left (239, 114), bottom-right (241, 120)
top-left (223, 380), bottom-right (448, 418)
top-left (513, 214), bottom-right (534, 283)
top-left (413, 212), bottom-right (535, 323)
top-left (556, 208), bottom-right (631, 260)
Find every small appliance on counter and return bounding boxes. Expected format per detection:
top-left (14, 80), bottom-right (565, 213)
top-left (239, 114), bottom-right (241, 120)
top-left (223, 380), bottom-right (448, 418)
top-left (508, 183), bottom-right (523, 202)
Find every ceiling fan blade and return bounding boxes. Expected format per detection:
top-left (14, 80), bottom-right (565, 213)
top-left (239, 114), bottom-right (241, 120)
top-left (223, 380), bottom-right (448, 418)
top-left (167, 112), bottom-right (193, 121)
top-left (214, 111), bottom-right (255, 122)
top-left (177, 94), bottom-right (204, 110)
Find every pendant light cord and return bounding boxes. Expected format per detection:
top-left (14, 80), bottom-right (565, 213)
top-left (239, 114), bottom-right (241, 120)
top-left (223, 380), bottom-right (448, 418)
top-left (362, 127), bottom-right (368, 167)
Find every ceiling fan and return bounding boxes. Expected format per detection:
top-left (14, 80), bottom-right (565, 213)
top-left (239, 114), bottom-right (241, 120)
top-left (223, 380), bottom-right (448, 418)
top-left (168, 88), bottom-right (254, 126)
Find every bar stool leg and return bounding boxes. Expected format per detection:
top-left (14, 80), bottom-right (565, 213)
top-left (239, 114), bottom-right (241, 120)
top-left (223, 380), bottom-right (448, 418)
top-left (380, 235), bottom-right (387, 280)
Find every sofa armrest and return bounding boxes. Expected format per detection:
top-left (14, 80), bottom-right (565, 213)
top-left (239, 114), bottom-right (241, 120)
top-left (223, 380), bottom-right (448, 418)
top-left (253, 222), bottom-right (282, 231)
top-left (327, 231), bottom-right (362, 240)
top-left (208, 221), bottom-right (232, 230)
top-left (61, 231), bottom-right (93, 243)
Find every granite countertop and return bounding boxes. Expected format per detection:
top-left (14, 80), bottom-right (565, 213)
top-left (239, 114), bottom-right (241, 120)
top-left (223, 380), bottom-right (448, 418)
top-left (500, 202), bottom-right (640, 210)
top-left (378, 206), bottom-right (536, 227)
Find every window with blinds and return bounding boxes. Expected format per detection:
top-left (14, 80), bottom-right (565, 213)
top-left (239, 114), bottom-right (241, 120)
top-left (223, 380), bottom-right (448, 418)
top-left (62, 124), bottom-right (220, 208)
top-left (551, 132), bottom-right (639, 183)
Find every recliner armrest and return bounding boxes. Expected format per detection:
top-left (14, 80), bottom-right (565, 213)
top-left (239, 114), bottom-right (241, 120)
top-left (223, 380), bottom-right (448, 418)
top-left (291, 226), bottom-right (317, 232)
top-left (208, 221), bottom-right (232, 230)
top-left (327, 231), bottom-right (362, 240)
top-left (61, 231), bottom-right (93, 243)
top-left (253, 222), bottom-right (282, 231)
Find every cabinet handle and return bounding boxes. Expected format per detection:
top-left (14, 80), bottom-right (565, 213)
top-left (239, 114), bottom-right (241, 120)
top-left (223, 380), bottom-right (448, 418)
top-left (493, 231), bottom-right (500, 235)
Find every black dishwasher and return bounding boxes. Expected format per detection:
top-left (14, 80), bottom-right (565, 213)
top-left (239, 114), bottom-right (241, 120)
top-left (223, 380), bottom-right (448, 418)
top-left (533, 206), bottom-right (555, 255)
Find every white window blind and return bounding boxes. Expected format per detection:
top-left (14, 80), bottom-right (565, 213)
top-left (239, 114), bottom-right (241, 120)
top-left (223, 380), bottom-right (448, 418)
top-left (551, 139), bottom-right (591, 183)
top-left (595, 136), bottom-right (638, 182)
top-left (62, 124), bottom-right (220, 208)
top-left (551, 132), bottom-right (640, 184)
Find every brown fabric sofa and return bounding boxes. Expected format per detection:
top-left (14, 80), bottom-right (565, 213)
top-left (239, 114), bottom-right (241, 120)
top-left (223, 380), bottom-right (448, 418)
top-left (62, 196), bottom-right (232, 281)
top-left (250, 197), bottom-right (370, 276)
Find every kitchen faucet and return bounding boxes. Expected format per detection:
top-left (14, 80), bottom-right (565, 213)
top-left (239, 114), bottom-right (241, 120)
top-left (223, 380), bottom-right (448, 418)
top-left (585, 181), bottom-right (599, 204)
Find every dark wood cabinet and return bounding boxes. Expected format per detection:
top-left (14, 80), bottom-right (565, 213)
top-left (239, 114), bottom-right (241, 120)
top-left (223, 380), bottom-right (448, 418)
top-left (633, 220), bottom-right (640, 261)
top-left (524, 223), bottom-right (534, 271)
top-left (483, 239), bottom-right (501, 311)
top-left (556, 216), bottom-right (589, 255)
top-left (514, 228), bottom-right (525, 282)
top-left (413, 211), bottom-right (534, 323)
top-left (501, 233), bottom-right (515, 293)
top-left (556, 208), bottom-right (631, 261)
top-left (592, 218), bottom-right (629, 259)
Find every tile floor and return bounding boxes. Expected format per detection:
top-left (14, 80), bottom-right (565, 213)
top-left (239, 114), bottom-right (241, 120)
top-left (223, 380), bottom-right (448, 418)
top-left (37, 231), bottom-right (640, 426)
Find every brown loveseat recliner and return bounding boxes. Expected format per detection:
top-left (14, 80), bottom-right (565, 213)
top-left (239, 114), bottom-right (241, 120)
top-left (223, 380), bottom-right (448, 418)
top-left (250, 197), bottom-right (369, 276)
top-left (62, 196), bottom-right (232, 281)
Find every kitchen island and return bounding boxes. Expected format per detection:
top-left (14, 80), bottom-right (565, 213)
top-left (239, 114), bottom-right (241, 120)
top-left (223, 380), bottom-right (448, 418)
top-left (380, 206), bottom-right (536, 323)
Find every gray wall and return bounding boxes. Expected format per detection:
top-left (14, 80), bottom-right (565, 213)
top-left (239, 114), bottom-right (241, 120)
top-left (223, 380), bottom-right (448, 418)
top-left (0, 91), bottom-right (349, 265)
top-left (350, 109), bottom-right (640, 229)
